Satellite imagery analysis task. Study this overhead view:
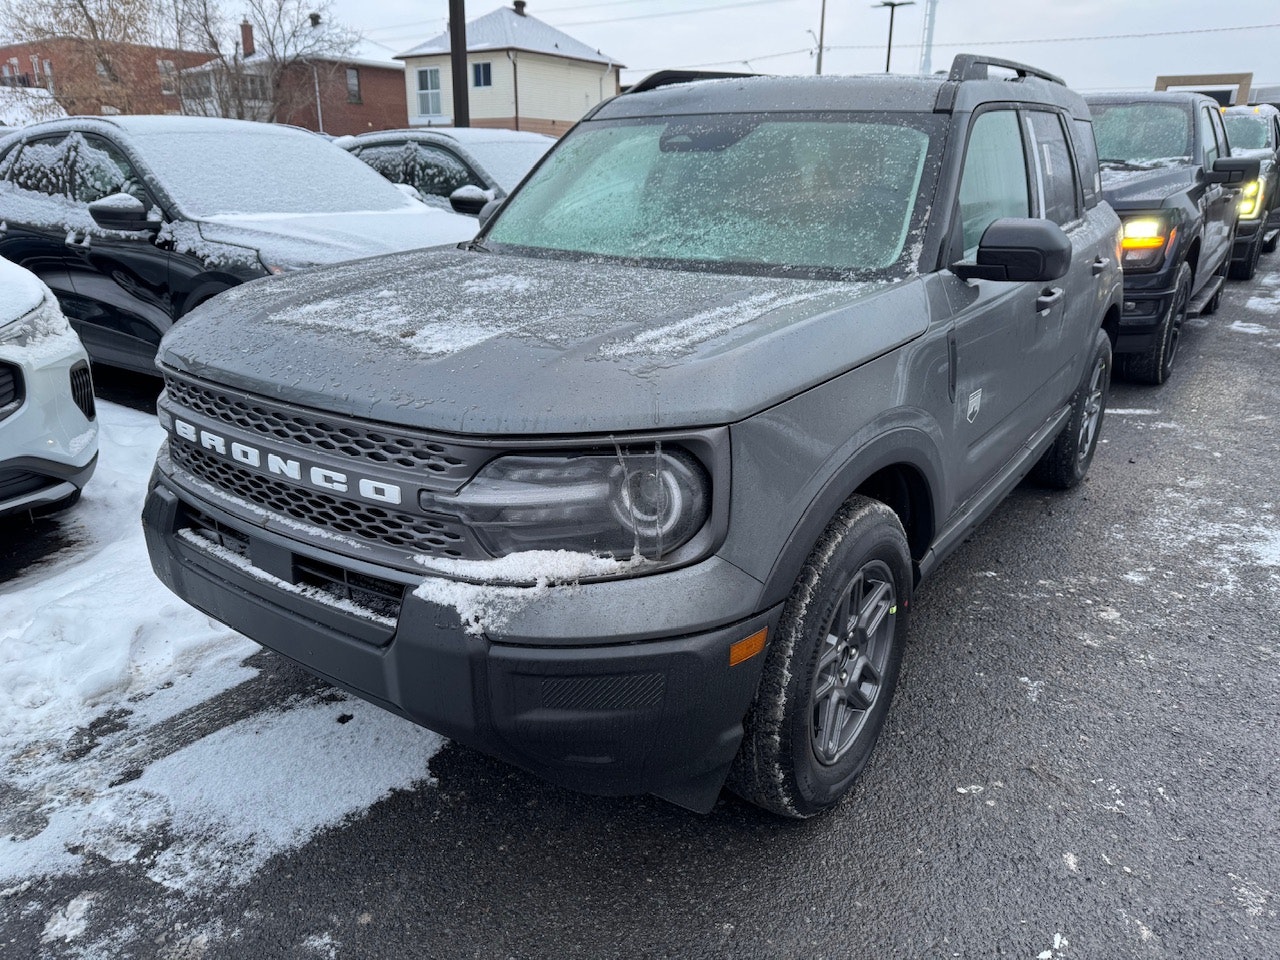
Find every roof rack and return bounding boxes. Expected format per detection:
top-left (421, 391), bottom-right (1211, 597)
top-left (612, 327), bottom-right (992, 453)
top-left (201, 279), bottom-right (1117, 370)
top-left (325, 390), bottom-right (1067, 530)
top-left (947, 54), bottom-right (1065, 87)
top-left (625, 69), bottom-right (758, 96)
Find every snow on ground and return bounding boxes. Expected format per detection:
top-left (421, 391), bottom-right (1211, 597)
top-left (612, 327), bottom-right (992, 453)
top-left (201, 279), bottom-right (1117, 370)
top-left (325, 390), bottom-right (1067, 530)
top-left (0, 402), bottom-right (443, 894)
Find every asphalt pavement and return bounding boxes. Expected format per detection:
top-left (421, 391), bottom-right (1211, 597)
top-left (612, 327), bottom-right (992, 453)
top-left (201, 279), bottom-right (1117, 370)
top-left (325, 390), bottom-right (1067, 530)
top-left (3, 265), bottom-right (1278, 959)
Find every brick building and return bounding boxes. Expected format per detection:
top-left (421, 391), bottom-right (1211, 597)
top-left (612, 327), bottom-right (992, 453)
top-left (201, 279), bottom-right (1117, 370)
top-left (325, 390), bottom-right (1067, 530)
top-left (0, 38), bottom-right (212, 117)
top-left (181, 20), bottom-right (407, 137)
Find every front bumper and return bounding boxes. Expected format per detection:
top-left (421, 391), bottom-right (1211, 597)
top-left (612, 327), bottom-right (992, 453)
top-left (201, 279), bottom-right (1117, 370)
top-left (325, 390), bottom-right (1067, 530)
top-left (143, 474), bottom-right (779, 813)
top-left (0, 326), bottom-right (98, 517)
top-left (1115, 269), bottom-right (1178, 355)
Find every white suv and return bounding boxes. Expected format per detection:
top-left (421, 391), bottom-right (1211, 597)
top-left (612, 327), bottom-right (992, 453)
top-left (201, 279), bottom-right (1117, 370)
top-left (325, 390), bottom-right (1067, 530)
top-left (0, 256), bottom-right (97, 517)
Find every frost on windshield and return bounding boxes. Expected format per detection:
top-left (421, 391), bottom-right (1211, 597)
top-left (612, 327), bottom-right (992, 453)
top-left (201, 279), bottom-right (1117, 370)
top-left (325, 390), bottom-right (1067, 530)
top-left (1093, 103), bottom-right (1192, 166)
top-left (1224, 114), bottom-right (1271, 151)
top-left (486, 116), bottom-right (930, 276)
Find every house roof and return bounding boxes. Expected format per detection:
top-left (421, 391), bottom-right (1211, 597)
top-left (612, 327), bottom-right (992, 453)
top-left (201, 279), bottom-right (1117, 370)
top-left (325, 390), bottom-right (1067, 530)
top-left (395, 5), bottom-right (621, 68)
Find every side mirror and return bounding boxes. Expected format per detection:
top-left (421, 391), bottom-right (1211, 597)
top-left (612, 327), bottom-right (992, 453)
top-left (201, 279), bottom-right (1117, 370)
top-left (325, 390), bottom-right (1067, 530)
top-left (88, 193), bottom-right (156, 233)
top-left (950, 218), bottom-right (1072, 283)
top-left (1207, 155), bottom-right (1260, 185)
top-left (476, 197), bottom-right (503, 229)
top-left (450, 184), bottom-right (495, 216)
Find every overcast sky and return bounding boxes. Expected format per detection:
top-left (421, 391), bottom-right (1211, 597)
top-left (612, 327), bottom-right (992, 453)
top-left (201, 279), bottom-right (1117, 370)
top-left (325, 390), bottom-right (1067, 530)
top-left (337, 0), bottom-right (1280, 92)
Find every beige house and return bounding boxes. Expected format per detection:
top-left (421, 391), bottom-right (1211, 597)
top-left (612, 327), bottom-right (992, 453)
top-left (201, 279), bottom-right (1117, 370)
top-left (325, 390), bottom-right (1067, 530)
top-left (395, 1), bottom-right (622, 137)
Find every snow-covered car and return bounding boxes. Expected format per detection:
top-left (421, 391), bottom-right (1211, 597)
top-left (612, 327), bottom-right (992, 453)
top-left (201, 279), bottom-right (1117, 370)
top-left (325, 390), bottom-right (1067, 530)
top-left (0, 117), bottom-right (479, 374)
top-left (0, 255), bottom-right (97, 517)
top-left (340, 127), bottom-right (554, 215)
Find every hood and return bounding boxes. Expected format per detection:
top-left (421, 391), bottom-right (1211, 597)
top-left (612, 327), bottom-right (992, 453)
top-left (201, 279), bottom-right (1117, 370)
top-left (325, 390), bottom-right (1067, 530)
top-left (0, 256), bottom-right (48, 320)
top-left (1099, 163), bottom-right (1197, 211)
top-left (160, 249), bottom-right (928, 435)
top-left (196, 208), bottom-right (477, 269)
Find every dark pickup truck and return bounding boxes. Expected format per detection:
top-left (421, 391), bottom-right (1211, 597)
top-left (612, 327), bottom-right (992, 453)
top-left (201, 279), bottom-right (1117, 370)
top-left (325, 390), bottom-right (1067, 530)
top-left (1085, 92), bottom-right (1259, 384)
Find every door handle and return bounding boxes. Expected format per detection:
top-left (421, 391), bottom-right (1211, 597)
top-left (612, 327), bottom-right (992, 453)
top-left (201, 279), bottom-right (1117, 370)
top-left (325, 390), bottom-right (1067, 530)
top-left (64, 230), bottom-right (91, 250)
top-left (1036, 287), bottom-right (1064, 312)
top-left (1091, 256), bottom-right (1110, 276)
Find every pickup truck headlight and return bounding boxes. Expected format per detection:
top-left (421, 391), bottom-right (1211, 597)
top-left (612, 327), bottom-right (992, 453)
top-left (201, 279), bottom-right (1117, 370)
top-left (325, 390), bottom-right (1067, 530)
top-left (1237, 179), bottom-right (1264, 220)
top-left (1120, 216), bottom-right (1176, 271)
top-left (423, 446), bottom-right (710, 561)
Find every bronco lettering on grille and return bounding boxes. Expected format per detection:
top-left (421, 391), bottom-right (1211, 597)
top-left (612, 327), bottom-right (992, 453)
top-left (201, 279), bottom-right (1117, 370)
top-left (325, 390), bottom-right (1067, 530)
top-left (172, 418), bottom-right (404, 505)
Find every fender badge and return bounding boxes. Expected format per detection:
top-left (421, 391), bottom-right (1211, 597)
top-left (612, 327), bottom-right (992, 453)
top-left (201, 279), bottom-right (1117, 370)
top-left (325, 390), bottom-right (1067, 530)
top-left (966, 388), bottom-right (982, 424)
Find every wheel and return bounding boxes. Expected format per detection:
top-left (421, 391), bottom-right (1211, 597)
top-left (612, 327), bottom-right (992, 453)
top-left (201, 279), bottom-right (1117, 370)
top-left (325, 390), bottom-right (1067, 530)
top-left (1228, 231), bottom-right (1262, 281)
top-left (1033, 328), bottom-right (1112, 489)
top-left (728, 496), bottom-right (912, 818)
top-left (1263, 228), bottom-right (1278, 255)
top-left (1120, 261), bottom-right (1190, 385)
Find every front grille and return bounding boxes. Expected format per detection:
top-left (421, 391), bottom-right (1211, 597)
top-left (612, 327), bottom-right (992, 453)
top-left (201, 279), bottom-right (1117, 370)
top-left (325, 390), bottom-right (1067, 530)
top-left (163, 373), bottom-right (487, 483)
top-left (185, 505), bottom-right (250, 557)
top-left (295, 557), bottom-right (404, 622)
top-left (0, 361), bottom-right (22, 421)
top-left (0, 469), bottom-right (51, 501)
top-left (170, 439), bottom-right (475, 559)
top-left (69, 362), bottom-right (95, 420)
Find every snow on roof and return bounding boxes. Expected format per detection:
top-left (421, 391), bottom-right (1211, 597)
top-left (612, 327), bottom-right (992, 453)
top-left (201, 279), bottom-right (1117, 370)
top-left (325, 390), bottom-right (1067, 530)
top-left (351, 126), bottom-right (553, 145)
top-left (12, 114), bottom-right (318, 139)
top-left (396, 5), bottom-right (621, 67)
top-left (0, 85), bottom-right (66, 127)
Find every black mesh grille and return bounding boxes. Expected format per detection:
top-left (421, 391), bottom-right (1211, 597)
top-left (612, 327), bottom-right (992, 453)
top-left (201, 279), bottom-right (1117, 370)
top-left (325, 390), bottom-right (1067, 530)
top-left (0, 361), bottom-right (22, 421)
top-left (163, 373), bottom-right (485, 481)
top-left (541, 674), bottom-right (667, 711)
top-left (170, 439), bottom-right (474, 559)
top-left (295, 557), bottom-right (405, 622)
top-left (69, 362), bottom-right (95, 421)
top-left (184, 505), bottom-right (250, 557)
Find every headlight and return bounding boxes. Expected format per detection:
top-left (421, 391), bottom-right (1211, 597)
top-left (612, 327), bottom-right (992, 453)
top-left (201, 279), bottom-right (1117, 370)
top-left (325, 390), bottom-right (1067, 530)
top-left (1120, 216), bottom-right (1175, 271)
top-left (1237, 179), bottom-right (1264, 220)
top-left (0, 295), bottom-right (71, 345)
top-left (422, 446), bottom-right (711, 562)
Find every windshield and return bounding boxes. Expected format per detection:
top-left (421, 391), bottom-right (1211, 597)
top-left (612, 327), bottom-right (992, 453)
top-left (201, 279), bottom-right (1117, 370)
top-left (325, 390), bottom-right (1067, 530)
top-left (463, 139), bottom-right (552, 192)
top-left (1224, 113), bottom-right (1273, 151)
top-left (484, 112), bottom-right (942, 279)
top-left (1091, 102), bottom-right (1193, 166)
top-left (130, 128), bottom-right (413, 218)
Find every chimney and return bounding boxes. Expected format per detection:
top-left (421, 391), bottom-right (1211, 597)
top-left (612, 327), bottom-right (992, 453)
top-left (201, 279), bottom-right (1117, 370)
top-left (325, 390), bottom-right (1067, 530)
top-left (309, 12), bottom-right (321, 27)
top-left (513, 1), bottom-right (527, 15)
top-left (240, 19), bottom-right (254, 58)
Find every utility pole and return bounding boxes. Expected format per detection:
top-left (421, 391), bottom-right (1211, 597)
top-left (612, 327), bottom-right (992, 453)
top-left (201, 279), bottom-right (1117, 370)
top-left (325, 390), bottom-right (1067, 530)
top-left (815, 0), bottom-right (828, 75)
top-left (873, 1), bottom-right (914, 74)
top-left (917, 0), bottom-right (938, 75)
top-left (449, 0), bottom-right (470, 127)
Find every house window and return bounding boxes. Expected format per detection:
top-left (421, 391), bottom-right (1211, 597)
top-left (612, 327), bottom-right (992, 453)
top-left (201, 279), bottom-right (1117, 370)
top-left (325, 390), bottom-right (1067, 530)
top-left (157, 59), bottom-right (177, 96)
top-left (473, 62), bottom-right (492, 88)
top-left (417, 67), bottom-right (442, 117)
top-left (346, 67), bottom-right (361, 103)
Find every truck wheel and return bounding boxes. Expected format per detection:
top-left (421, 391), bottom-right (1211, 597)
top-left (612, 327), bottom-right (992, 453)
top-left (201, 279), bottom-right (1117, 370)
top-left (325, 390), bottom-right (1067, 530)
top-left (1264, 229), bottom-right (1278, 255)
top-left (1121, 261), bottom-right (1190, 385)
top-left (1229, 232), bottom-right (1262, 281)
top-left (1032, 328), bottom-right (1111, 489)
top-left (728, 497), bottom-right (911, 818)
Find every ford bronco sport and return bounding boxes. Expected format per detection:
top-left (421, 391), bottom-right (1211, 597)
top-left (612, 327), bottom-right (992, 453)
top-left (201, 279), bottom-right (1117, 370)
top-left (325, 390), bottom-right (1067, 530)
top-left (144, 56), bottom-right (1123, 817)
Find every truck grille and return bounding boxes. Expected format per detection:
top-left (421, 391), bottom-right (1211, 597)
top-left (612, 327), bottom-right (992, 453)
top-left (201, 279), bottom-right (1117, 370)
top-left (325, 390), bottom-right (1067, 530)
top-left (170, 440), bottom-right (472, 559)
top-left (69, 362), bottom-right (95, 420)
top-left (163, 373), bottom-right (487, 483)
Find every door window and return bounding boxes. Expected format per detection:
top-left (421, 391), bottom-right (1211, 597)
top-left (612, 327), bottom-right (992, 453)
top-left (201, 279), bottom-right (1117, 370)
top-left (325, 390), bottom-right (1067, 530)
top-left (1025, 111), bottom-right (1079, 225)
top-left (1070, 118), bottom-right (1101, 209)
top-left (8, 135), bottom-right (75, 197)
top-left (1199, 107), bottom-right (1221, 168)
top-left (75, 137), bottom-right (150, 205)
top-left (957, 110), bottom-right (1031, 256)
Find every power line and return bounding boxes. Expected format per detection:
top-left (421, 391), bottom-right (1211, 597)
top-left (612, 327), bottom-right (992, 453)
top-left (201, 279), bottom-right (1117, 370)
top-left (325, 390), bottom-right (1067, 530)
top-left (555, 0), bottom-right (798, 28)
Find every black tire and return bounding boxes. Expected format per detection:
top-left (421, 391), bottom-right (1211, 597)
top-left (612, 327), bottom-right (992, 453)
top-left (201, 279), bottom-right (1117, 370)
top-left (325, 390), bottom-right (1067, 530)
top-left (1201, 246), bottom-right (1228, 316)
top-left (1121, 261), bottom-right (1190, 385)
top-left (1229, 232), bottom-right (1262, 281)
top-left (728, 496), bottom-right (912, 818)
top-left (1263, 229), bottom-right (1278, 255)
top-left (1032, 328), bottom-right (1111, 490)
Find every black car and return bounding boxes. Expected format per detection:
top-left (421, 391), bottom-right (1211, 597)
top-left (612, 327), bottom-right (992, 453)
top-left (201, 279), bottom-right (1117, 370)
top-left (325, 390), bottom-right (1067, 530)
top-left (1085, 92), bottom-right (1259, 384)
top-left (0, 117), bottom-right (476, 374)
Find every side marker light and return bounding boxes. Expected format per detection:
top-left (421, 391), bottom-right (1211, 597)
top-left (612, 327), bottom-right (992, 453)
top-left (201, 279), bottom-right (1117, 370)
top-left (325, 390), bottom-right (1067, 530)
top-left (729, 628), bottom-right (768, 667)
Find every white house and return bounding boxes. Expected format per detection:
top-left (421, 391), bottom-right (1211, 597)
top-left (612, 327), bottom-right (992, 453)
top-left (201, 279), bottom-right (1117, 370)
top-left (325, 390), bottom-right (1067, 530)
top-left (395, 1), bottom-right (622, 137)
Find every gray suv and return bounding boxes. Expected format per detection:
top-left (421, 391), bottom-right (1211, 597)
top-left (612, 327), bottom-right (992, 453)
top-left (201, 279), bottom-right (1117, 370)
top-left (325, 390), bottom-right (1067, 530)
top-left (143, 56), bottom-right (1123, 817)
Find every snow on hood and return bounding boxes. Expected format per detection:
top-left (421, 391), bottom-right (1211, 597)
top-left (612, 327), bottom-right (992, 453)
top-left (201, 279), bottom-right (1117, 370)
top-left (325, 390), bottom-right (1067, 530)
top-left (191, 208), bottom-right (478, 268)
top-left (160, 248), bottom-right (929, 434)
top-left (0, 254), bottom-right (49, 320)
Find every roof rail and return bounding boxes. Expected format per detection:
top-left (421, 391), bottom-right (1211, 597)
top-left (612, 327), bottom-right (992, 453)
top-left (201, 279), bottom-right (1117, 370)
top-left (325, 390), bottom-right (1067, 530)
top-left (625, 69), bottom-right (758, 96)
top-left (948, 54), bottom-right (1065, 87)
